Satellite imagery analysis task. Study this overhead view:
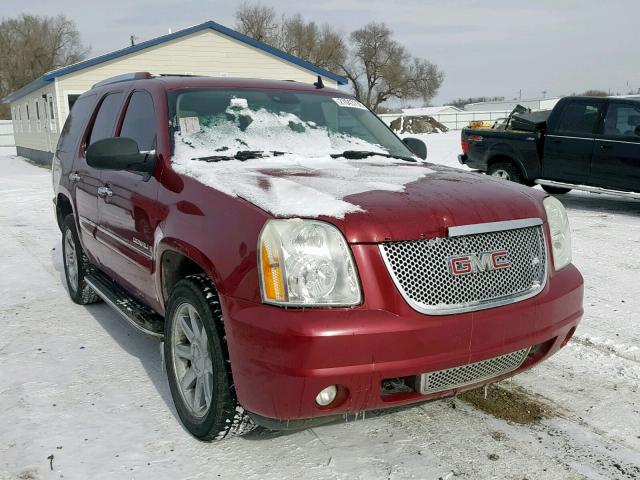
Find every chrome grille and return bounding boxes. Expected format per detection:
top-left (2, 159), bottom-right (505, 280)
top-left (380, 223), bottom-right (547, 315)
top-left (419, 348), bottom-right (530, 394)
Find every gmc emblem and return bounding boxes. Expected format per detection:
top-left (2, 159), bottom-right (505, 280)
top-left (448, 250), bottom-right (510, 276)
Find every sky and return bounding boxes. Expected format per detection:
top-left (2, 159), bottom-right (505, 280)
top-left (4, 0), bottom-right (639, 105)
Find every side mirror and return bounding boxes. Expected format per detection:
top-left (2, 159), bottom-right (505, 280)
top-left (86, 137), bottom-right (156, 174)
top-left (402, 137), bottom-right (427, 160)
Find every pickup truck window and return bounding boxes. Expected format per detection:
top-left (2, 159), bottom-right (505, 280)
top-left (88, 92), bottom-right (124, 146)
top-left (555, 102), bottom-right (602, 136)
top-left (603, 103), bottom-right (640, 139)
top-left (171, 89), bottom-right (414, 159)
top-left (120, 91), bottom-right (156, 151)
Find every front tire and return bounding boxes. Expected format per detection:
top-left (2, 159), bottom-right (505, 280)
top-left (487, 161), bottom-right (523, 184)
top-left (61, 215), bottom-right (100, 305)
top-left (164, 274), bottom-right (255, 441)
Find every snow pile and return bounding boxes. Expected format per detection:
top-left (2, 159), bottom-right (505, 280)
top-left (173, 101), bottom-right (434, 218)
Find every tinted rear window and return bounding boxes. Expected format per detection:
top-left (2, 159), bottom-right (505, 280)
top-left (119, 91), bottom-right (156, 151)
top-left (56, 94), bottom-right (96, 154)
top-left (88, 92), bottom-right (124, 145)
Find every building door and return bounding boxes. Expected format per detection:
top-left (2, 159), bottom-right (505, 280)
top-left (543, 99), bottom-right (604, 183)
top-left (96, 89), bottom-right (161, 306)
top-left (590, 102), bottom-right (640, 191)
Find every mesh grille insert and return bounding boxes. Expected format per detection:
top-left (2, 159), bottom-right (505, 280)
top-left (380, 225), bottom-right (547, 314)
top-left (419, 348), bottom-right (530, 394)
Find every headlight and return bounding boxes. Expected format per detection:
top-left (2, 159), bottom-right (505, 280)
top-left (259, 219), bottom-right (361, 306)
top-left (543, 196), bottom-right (572, 270)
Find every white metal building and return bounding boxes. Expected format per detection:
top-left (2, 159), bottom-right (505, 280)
top-left (464, 97), bottom-right (561, 112)
top-left (401, 105), bottom-right (462, 116)
top-left (2, 20), bottom-right (347, 163)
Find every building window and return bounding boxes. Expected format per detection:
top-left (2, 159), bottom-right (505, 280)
top-left (35, 99), bottom-right (41, 132)
top-left (17, 106), bottom-right (22, 133)
top-left (48, 94), bottom-right (56, 132)
top-left (25, 104), bottom-right (31, 132)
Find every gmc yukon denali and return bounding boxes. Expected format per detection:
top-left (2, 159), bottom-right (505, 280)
top-left (460, 96), bottom-right (640, 198)
top-left (52, 72), bottom-right (584, 440)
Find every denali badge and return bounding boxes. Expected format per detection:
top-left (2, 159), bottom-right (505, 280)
top-left (449, 250), bottom-right (510, 276)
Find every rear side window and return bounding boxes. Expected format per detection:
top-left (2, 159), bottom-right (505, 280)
top-left (56, 94), bottom-right (96, 154)
top-left (88, 92), bottom-right (124, 145)
top-left (603, 103), bottom-right (640, 139)
top-left (555, 102), bottom-right (602, 136)
top-left (119, 91), bottom-right (156, 151)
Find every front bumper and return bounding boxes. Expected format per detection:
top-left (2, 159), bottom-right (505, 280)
top-left (221, 259), bottom-right (583, 426)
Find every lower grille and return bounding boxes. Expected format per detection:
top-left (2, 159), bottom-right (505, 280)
top-left (418, 348), bottom-right (530, 394)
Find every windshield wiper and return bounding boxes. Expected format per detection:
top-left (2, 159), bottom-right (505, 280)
top-left (330, 150), bottom-right (417, 163)
top-left (194, 150), bottom-right (287, 162)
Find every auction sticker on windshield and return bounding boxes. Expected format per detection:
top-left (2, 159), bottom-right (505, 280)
top-left (333, 97), bottom-right (368, 110)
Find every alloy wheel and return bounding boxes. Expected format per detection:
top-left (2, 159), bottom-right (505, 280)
top-left (171, 302), bottom-right (214, 418)
top-left (64, 229), bottom-right (79, 293)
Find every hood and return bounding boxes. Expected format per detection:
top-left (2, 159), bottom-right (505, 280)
top-left (172, 152), bottom-right (547, 243)
top-left (329, 166), bottom-right (548, 243)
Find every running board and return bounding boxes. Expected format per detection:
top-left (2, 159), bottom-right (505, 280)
top-left (535, 179), bottom-right (640, 200)
top-left (85, 271), bottom-right (164, 339)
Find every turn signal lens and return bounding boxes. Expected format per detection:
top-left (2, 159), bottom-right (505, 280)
top-left (260, 239), bottom-right (285, 302)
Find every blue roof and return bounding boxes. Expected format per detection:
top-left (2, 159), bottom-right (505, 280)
top-left (3, 20), bottom-right (348, 103)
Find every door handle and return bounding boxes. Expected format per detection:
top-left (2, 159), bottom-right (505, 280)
top-left (69, 173), bottom-right (81, 182)
top-left (600, 144), bottom-right (613, 150)
top-left (97, 186), bottom-right (113, 198)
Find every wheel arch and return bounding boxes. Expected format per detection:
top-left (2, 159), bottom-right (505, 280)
top-left (55, 193), bottom-right (74, 231)
top-left (156, 239), bottom-right (222, 310)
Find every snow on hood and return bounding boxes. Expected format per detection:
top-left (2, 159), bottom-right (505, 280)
top-left (172, 101), bottom-right (434, 219)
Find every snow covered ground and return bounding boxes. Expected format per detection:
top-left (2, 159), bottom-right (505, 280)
top-left (1, 134), bottom-right (640, 480)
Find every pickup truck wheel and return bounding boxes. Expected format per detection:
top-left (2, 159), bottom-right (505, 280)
top-left (164, 274), bottom-right (256, 441)
top-left (487, 161), bottom-right (523, 184)
top-left (61, 215), bottom-right (101, 305)
top-left (541, 185), bottom-right (572, 194)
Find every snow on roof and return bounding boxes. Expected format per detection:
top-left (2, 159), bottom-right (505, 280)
top-left (401, 106), bottom-right (462, 116)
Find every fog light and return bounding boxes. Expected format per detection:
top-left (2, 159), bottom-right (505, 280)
top-left (315, 385), bottom-right (338, 406)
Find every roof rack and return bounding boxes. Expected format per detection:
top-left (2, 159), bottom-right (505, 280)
top-left (92, 72), bottom-right (152, 89)
top-left (156, 73), bottom-right (204, 78)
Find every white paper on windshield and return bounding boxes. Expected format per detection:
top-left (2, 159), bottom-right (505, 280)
top-left (332, 97), bottom-right (368, 110)
top-left (179, 116), bottom-right (200, 135)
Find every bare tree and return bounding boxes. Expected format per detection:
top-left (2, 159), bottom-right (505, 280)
top-left (235, 2), bottom-right (278, 44)
top-left (342, 23), bottom-right (444, 111)
top-left (0, 14), bottom-right (89, 118)
top-left (279, 15), bottom-right (346, 72)
top-left (235, 3), bottom-right (346, 72)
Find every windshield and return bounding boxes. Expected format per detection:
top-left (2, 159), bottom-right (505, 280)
top-left (170, 89), bottom-right (414, 160)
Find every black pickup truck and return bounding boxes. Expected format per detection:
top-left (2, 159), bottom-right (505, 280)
top-left (459, 96), bottom-right (640, 197)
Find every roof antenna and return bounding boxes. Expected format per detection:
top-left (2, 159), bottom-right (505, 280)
top-left (313, 75), bottom-right (324, 89)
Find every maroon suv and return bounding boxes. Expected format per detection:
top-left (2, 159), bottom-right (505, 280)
top-left (52, 72), bottom-right (583, 440)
